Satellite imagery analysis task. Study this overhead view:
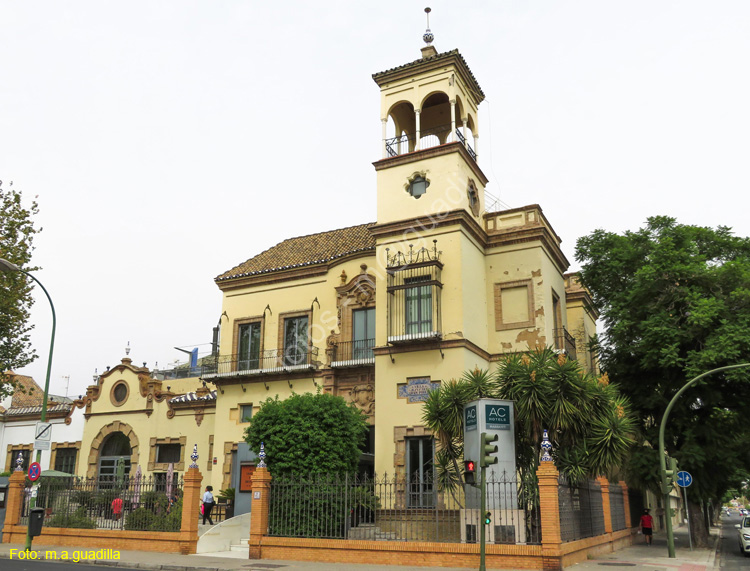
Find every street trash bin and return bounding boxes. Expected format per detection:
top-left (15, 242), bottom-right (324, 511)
top-left (29, 507), bottom-right (45, 537)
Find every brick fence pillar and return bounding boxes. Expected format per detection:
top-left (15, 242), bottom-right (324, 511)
top-left (598, 476), bottom-right (613, 534)
top-left (620, 480), bottom-right (632, 528)
top-left (179, 466), bottom-right (203, 554)
top-left (537, 461), bottom-right (562, 571)
top-left (1, 470), bottom-right (26, 541)
top-left (248, 467), bottom-right (272, 560)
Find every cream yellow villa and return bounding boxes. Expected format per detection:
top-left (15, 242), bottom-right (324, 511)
top-left (15, 36), bottom-right (598, 519)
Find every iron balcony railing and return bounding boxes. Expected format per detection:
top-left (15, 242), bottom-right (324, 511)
top-left (201, 347), bottom-right (320, 379)
top-left (329, 339), bottom-right (375, 367)
top-left (384, 123), bottom-right (476, 160)
top-left (554, 327), bottom-right (577, 361)
top-left (454, 128), bottom-right (477, 161)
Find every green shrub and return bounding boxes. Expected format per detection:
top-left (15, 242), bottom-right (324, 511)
top-left (125, 507), bottom-right (157, 531)
top-left (48, 507), bottom-right (96, 529)
top-left (72, 489), bottom-right (94, 507)
top-left (141, 490), bottom-right (169, 512)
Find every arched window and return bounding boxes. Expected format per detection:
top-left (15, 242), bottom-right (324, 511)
top-left (98, 432), bottom-right (132, 484)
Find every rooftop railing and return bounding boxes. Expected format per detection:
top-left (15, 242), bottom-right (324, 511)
top-left (385, 124), bottom-right (476, 160)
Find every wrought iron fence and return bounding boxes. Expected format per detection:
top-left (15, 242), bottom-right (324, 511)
top-left (19, 475), bottom-right (184, 532)
top-left (267, 471), bottom-right (541, 544)
top-left (608, 483), bottom-right (627, 531)
top-left (558, 477), bottom-right (605, 542)
top-left (201, 347), bottom-right (320, 378)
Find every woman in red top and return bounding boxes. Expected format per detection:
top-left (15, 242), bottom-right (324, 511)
top-left (640, 509), bottom-right (653, 545)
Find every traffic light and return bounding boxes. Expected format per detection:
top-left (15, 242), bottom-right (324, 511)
top-left (481, 432), bottom-right (499, 468)
top-left (663, 456), bottom-right (678, 493)
top-left (484, 511), bottom-right (492, 525)
top-left (464, 460), bottom-right (476, 485)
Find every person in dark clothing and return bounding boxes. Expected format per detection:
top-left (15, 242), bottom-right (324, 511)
top-left (202, 485), bottom-right (215, 525)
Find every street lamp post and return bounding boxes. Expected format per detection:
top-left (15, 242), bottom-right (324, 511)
top-left (658, 363), bottom-right (750, 558)
top-left (0, 258), bottom-right (56, 550)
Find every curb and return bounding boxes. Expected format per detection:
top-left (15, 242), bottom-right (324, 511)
top-left (0, 553), bottom-right (226, 571)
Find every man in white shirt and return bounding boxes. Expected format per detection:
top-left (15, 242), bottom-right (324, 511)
top-left (202, 485), bottom-right (215, 525)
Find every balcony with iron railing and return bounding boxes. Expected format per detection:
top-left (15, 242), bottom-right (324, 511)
top-left (554, 327), bottom-right (577, 361)
top-left (385, 123), bottom-right (476, 161)
top-left (329, 339), bottom-right (375, 368)
top-left (201, 347), bottom-right (319, 380)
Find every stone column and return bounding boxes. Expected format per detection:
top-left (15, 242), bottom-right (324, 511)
top-left (414, 109), bottom-right (421, 151)
top-left (2, 470), bottom-right (26, 541)
top-left (381, 118), bottom-right (388, 158)
top-left (248, 467), bottom-right (272, 559)
top-left (620, 481), bottom-right (632, 528)
top-left (450, 99), bottom-right (456, 142)
top-left (598, 476), bottom-right (613, 534)
top-left (473, 134), bottom-right (479, 158)
top-left (537, 430), bottom-right (562, 571)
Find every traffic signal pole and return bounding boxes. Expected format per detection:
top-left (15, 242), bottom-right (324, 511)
top-left (479, 461), bottom-right (487, 571)
top-left (658, 363), bottom-right (750, 558)
top-left (479, 431), bottom-right (498, 571)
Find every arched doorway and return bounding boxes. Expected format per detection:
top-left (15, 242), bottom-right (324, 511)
top-left (98, 432), bottom-right (132, 483)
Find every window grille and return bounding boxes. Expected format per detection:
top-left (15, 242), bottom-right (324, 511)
top-left (386, 242), bottom-right (442, 343)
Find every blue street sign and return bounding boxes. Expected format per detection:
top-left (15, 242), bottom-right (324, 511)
top-left (676, 470), bottom-right (692, 487)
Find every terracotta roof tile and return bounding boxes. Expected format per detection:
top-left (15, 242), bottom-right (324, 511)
top-left (372, 49), bottom-right (485, 102)
top-left (216, 223), bottom-right (376, 282)
top-left (8, 374), bottom-right (43, 408)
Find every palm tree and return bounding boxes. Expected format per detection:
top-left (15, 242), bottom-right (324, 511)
top-left (423, 347), bottom-right (636, 491)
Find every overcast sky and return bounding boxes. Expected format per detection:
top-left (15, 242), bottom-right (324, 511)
top-left (3, 1), bottom-right (749, 399)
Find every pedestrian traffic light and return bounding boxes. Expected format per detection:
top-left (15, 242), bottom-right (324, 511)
top-left (484, 511), bottom-right (492, 526)
top-left (481, 432), bottom-right (498, 468)
top-left (464, 460), bottom-right (476, 485)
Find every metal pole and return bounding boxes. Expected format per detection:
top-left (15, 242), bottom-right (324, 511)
top-left (684, 486), bottom-right (692, 550)
top-left (658, 363), bottom-right (750, 558)
top-left (21, 270), bottom-right (56, 551)
top-left (479, 462), bottom-right (486, 571)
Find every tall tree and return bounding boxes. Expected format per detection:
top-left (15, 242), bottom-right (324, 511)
top-left (576, 216), bottom-right (750, 546)
top-left (0, 181), bottom-right (41, 399)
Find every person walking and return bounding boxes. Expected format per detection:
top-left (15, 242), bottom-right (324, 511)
top-left (111, 495), bottom-right (123, 521)
top-left (640, 508), bottom-right (654, 545)
top-left (201, 485), bottom-right (215, 526)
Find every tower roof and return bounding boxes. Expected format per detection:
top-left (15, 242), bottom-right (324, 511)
top-left (372, 49), bottom-right (485, 104)
top-left (216, 222), bottom-right (376, 282)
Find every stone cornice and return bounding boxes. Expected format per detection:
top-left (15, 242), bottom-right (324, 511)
top-left (373, 142), bottom-right (489, 186)
top-left (370, 208), bottom-right (486, 248)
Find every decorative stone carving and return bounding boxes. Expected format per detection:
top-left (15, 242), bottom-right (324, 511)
top-left (349, 384), bottom-right (375, 416)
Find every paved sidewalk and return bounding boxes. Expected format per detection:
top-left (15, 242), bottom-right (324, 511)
top-left (569, 525), bottom-right (719, 571)
top-left (0, 542), bottom-right (477, 571)
top-left (0, 525), bottom-right (719, 570)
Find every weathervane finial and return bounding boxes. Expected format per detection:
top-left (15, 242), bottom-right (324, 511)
top-left (423, 7), bottom-right (434, 46)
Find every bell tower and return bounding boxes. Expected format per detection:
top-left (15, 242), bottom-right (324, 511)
top-left (372, 8), bottom-right (488, 226)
